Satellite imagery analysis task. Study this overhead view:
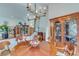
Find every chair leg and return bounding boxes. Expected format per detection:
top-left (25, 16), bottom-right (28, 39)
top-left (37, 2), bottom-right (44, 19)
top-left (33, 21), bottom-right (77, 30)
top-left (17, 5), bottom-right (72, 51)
top-left (7, 46), bottom-right (11, 53)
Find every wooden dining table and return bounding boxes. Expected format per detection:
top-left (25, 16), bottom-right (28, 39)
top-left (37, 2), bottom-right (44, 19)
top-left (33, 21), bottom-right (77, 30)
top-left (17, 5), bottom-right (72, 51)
top-left (10, 41), bottom-right (57, 56)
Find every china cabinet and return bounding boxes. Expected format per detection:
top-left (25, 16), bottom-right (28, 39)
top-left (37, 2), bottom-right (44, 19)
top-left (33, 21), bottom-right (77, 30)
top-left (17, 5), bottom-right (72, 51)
top-left (49, 12), bottom-right (79, 47)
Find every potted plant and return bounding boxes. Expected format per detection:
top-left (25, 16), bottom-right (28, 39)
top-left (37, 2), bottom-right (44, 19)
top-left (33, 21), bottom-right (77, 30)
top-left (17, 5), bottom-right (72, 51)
top-left (1, 25), bottom-right (9, 39)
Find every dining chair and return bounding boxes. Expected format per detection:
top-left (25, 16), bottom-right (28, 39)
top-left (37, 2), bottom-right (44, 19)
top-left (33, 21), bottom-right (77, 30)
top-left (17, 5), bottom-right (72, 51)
top-left (0, 41), bottom-right (10, 56)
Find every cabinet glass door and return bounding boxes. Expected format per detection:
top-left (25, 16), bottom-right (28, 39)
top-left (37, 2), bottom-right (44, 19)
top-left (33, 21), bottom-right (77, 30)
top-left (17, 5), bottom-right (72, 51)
top-left (65, 17), bottom-right (77, 44)
top-left (55, 21), bottom-right (61, 42)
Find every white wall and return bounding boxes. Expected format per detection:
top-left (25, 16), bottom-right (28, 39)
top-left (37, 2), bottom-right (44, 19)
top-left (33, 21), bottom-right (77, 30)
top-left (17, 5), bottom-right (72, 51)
top-left (48, 3), bottom-right (79, 19)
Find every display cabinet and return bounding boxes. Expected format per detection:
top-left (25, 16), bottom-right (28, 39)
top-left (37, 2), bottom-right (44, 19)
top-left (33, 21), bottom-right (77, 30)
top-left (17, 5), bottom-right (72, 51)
top-left (49, 12), bottom-right (79, 47)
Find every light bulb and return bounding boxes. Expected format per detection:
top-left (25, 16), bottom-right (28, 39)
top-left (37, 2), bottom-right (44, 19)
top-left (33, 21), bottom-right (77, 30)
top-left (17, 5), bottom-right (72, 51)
top-left (43, 7), bottom-right (47, 10)
top-left (35, 10), bottom-right (38, 13)
top-left (27, 14), bottom-right (30, 16)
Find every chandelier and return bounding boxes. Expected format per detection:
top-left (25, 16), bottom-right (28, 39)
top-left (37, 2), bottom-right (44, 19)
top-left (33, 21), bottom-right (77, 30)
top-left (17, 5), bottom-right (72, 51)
top-left (26, 3), bottom-right (48, 32)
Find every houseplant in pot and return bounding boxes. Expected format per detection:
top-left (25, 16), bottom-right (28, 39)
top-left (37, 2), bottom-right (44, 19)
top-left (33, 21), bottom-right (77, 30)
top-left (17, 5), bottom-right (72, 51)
top-left (1, 24), bottom-right (9, 39)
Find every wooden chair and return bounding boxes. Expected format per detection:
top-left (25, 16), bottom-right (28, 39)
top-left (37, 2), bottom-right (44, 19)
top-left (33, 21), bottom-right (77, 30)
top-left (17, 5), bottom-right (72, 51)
top-left (38, 32), bottom-right (44, 42)
top-left (0, 43), bottom-right (5, 54)
top-left (0, 41), bottom-right (10, 56)
top-left (64, 42), bottom-right (74, 56)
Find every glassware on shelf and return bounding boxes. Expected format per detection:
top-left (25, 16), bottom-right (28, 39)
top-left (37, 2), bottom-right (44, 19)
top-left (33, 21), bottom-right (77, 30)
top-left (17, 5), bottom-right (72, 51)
top-left (64, 17), bottom-right (77, 44)
top-left (55, 22), bottom-right (61, 42)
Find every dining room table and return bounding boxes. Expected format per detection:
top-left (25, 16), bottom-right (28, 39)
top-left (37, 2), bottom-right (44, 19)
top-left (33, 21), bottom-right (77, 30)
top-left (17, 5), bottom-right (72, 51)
top-left (10, 41), bottom-right (55, 56)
